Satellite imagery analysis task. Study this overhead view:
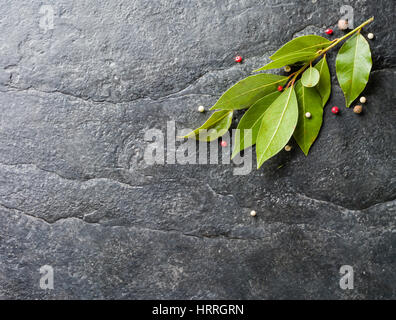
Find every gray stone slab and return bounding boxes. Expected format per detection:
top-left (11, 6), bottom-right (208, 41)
top-left (0, 0), bottom-right (395, 299)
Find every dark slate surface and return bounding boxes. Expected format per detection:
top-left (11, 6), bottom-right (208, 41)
top-left (0, 0), bottom-right (395, 299)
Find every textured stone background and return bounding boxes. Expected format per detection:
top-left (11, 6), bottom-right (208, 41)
top-left (0, 0), bottom-right (395, 299)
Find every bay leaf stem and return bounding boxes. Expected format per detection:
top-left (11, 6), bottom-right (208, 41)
top-left (321, 17), bottom-right (374, 54)
top-left (286, 17), bottom-right (374, 88)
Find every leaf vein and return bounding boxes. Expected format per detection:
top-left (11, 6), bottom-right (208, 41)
top-left (258, 88), bottom-right (293, 163)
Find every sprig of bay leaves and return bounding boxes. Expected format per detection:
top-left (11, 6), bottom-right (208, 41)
top-left (185, 17), bottom-right (374, 168)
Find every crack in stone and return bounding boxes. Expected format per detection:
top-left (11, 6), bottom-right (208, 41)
top-left (0, 162), bottom-right (143, 191)
top-left (3, 202), bottom-right (393, 242)
top-left (3, 84), bottom-right (220, 106)
top-left (3, 67), bottom-right (221, 105)
top-left (295, 192), bottom-right (396, 213)
top-left (1, 192), bottom-right (394, 241)
top-left (291, 24), bottom-right (322, 38)
top-left (0, 203), bottom-right (266, 241)
top-left (0, 202), bottom-right (53, 225)
top-left (371, 67), bottom-right (396, 73)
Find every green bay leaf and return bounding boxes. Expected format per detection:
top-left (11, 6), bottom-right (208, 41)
top-left (210, 74), bottom-right (288, 110)
top-left (211, 73), bottom-right (288, 110)
top-left (336, 33), bottom-right (372, 107)
top-left (256, 87), bottom-right (298, 168)
top-left (184, 110), bottom-right (233, 142)
top-left (314, 56), bottom-right (331, 107)
top-left (293, 81), bottom-right (323, 155)
top-left (301, 66), bottom-right (320, 87)
top-left (254, 52), bottom-right (317, 72)
top-left (270, 35), bottom-right (332, 60)
top-left (231, 91), bottom-right (281, 158)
